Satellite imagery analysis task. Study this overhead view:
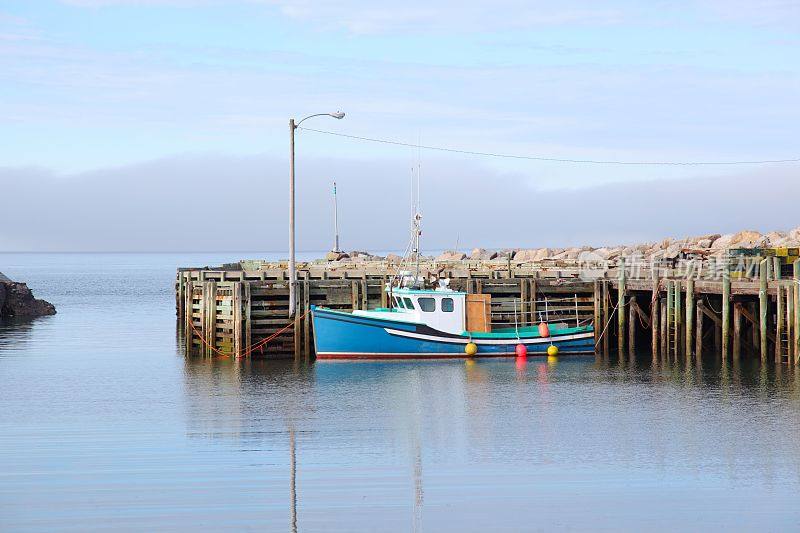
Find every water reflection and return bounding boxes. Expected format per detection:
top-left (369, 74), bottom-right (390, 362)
top-left (179, 349), bottom-right (800, 528)
top-left (0, 317), bottom-right (38, 354)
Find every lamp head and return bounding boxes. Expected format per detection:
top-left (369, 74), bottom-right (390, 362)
top-left (330, 111), bottom-right (345, 119)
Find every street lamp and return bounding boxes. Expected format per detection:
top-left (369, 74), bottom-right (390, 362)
top-left (288, 111), bottom-right (345, 316)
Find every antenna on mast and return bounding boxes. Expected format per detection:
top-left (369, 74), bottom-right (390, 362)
top-left (332, 180), bottom-right (341, 253)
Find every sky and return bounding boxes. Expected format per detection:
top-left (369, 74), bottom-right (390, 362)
top-left (1, 1), bottom-right (799, 252)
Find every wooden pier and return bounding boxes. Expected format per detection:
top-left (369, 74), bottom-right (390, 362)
top-left (176, 255), bottom-right (800, 364)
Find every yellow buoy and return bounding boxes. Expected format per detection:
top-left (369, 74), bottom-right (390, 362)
top-left (465, 342), bottom-right (478, 356)
top-left (547, 345), bottom-right (559, 356)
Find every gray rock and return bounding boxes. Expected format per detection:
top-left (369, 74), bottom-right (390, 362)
top-left (325, 251), bottom-right (349, 261)
top-left (469, 248), bottom-right (498, 260)
top-left (436, 250), bottom-right (466, 261)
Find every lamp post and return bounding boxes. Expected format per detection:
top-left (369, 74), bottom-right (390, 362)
top-left (288, 111), bottom-right (345, 316)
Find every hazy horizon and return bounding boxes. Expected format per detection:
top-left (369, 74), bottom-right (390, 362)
top-left (1, 1), bottom-right (798, 252)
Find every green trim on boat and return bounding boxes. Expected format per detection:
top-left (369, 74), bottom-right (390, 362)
top-left (463, 325), bottom-right (592, 339)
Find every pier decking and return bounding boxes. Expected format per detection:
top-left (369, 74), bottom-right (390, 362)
top-left (176, 255), bottom-right (800, 364)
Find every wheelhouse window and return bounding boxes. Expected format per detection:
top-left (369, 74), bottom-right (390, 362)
top-left (441, 297), bottom-right (454, 312)
top-left (418, 297), bottom-right (435, 312)
top-left (403, 297), bottom-right (415, 309)
top-left (393, 296), bottom-right (404, 308)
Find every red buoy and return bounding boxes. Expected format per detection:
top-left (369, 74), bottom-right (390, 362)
top-left (538, 322), bottom-right (550, 338)
top-left (515, 343), bottom-right (527, 357)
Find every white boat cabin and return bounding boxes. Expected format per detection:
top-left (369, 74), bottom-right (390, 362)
top-left (352, 287), bottom-right (467, 334)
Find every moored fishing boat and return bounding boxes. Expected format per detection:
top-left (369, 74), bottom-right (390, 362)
top-left (311, 280), bottom-right (594, 359)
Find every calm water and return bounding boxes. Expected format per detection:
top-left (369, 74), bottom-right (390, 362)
top-left (1, 253), bottom-right (800, 532)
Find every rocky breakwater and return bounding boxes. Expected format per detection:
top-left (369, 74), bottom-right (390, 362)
top-left (0, 272), bottom-right (56, 319)
top-left (433, 226), bottom-right (800, 265)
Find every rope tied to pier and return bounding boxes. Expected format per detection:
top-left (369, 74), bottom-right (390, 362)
top-left (187, 311), bottom-right (309, 359)
top-left (594, 294), bottom-right (625, 349)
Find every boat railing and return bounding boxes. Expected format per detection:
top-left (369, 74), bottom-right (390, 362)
top-left (489, 293), bottom-right (587, 328)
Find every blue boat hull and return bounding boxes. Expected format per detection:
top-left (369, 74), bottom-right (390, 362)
top-left (311, 307), bottom-right (595, 359)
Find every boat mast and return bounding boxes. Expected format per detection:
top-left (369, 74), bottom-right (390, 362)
top-left (413, 136), bottom-right (422, 287)
top-left (411, 167), bottom-right (422, 288)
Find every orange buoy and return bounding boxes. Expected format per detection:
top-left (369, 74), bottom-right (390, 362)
top-left (465, 342), bottom-right (478, 356)
top-left (515, 343), bottom-right (527, 357)
top-left (538, 322), bottom-right (550, 338)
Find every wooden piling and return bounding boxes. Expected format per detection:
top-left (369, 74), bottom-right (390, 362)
top-left (243, 282), bottom-right (252, 353)
top-left (628, 295), bottom-right (637, 357)
top-left (294, 282), bottom-right (302, 361)
top-left (177, 272), bottom-right (186, 318)
top-left (674, 280), bottom-right (682, 358)
top-left (685, 279), bottom-right (694, 357)
top-left (795, 259), bottom-right (800, 364)
top-left (651, 279), bottom-right (660, 360)
top-left (722, 262), bottom-right (730, 360)
top-left (759, 258), bottom-right (768, 362)
top-left (351, 281), bottom-right (359, 311)
top-left (602, 280), bottom-right (609, 358)
top-left (617, 259), bottom-right (626, 356)
top-left (660, 299), bottom-right (668, 359)
top-left (732, 302), bottom-right (742, 361)
top-left (184, 279), bottom-right (194, 354)
top-left (776, 284), bottom-right (784, 364)
top-left (232, 282), bottom-right (242, 355)
top-left (787, 280), bottom-right (794, 363)
top-left (303, 280), bottom-right (311, 363)
top-left (593, 280), bottom-right (601, 347)
top-left (666, 281), bottom-right (673, 361)
top-left (695, 304), bottom-right (703, 360)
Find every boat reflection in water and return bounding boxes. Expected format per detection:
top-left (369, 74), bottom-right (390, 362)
top-left (181, 352), bottom-right (800, 530)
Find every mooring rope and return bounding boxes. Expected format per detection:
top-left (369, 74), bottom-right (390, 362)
top-left (594, 296), bottom-right (625, 348)
top-left (187, 311), bottom-right (309, 358)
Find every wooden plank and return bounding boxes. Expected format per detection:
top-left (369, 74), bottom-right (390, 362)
top-left (361, 273), bottom-right (368, 311)
top-left (697, 300), bottom-right (722, 326)
top-left (351, 281), bottom-right (359, 311)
